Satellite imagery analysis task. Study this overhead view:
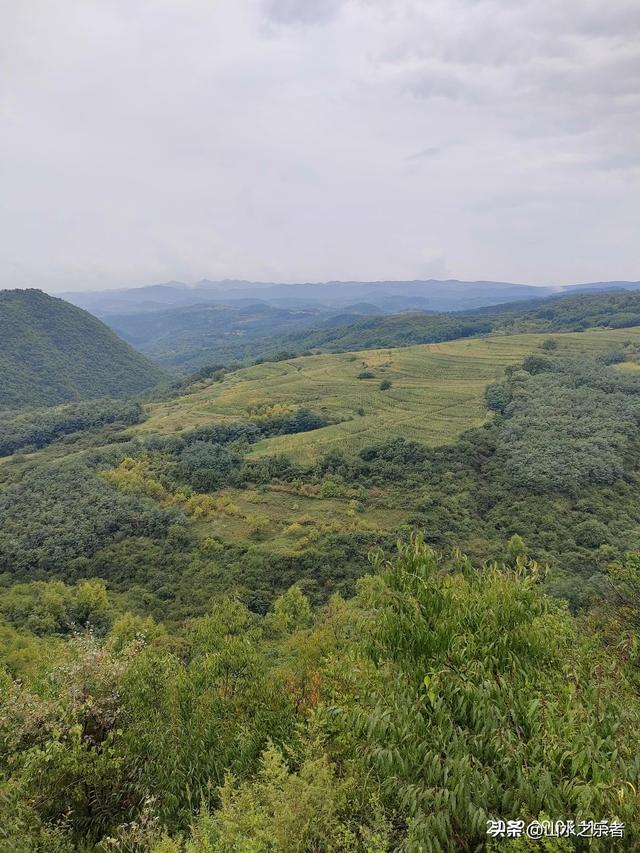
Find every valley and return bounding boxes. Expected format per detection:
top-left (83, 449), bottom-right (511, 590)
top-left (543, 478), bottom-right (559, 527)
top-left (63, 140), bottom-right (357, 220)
top-left (4, 289), bottom-right (640, 850)
top-left (4, 1), bottom-right (639, 843)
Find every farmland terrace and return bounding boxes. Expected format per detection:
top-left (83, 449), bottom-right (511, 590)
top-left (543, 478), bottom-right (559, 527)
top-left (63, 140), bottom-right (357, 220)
top-left (137, 326), bottom-right (640, 462)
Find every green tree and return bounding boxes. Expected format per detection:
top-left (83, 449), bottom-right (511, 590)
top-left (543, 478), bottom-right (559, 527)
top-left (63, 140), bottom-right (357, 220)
top-left (335, 537), bottom-right (640, 851)
top-left (505, 533), bottom-right (526, 564)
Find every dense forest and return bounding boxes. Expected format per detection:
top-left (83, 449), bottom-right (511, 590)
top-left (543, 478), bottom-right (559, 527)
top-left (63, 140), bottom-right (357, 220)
top-left (0, 290), bottom-right (166, 409)
top-left (0, 398), bottom-right (145, 457)
top-left (3, 540), bottom-right (640, 850)
top-left (3, 297), bottom-right (640, 849)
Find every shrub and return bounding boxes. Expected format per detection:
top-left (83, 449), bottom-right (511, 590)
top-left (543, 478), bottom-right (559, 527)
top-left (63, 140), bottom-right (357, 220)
top-left (522, 354), bottom-right (554, 375)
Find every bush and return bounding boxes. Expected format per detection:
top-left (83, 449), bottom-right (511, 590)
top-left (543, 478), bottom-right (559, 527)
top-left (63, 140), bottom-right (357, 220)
top-left (597, 349), bottom-right (626, 365)
top-left (178, 442), bottom-right (241, 491)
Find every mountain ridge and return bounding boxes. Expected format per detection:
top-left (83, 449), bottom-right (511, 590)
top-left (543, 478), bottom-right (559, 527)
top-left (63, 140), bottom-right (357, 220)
top-left (60, 277), bottom-right (640, 317)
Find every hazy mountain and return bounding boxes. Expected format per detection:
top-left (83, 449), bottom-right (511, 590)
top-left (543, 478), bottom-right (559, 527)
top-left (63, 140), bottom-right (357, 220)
top-left (65, 280), bottom-right (640, 373)
top-left (62, 278), bottom-right (640, 319)
top-left (0, 289), bottom-right (167, 409)
top-left (274, 289), bottom-right (640, 354)
top-left (62, 278), bottom-right (545, 315)
top-left (84, 287), bottom-right (640, 375)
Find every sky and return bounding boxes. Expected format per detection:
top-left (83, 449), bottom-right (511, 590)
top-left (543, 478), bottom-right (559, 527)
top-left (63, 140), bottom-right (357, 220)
top-left (1, 0), bottom-right (639, 293)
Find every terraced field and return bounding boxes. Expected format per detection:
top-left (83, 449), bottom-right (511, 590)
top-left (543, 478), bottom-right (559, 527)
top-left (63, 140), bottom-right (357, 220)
top-left (139, 326), bottom-right (640, 462)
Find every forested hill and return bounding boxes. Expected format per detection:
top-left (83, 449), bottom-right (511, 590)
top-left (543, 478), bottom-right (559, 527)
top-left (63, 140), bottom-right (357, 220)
top-left (0, 289), bottom-right (167, 409)
top-left (275, 288), bottom-right (640, 355)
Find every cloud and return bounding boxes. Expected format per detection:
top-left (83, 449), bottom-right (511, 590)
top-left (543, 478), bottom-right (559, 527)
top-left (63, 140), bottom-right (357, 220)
top-left (406, 67), bottom-right (482, 102)
top-left (0, 0), bottom-right (638, 291)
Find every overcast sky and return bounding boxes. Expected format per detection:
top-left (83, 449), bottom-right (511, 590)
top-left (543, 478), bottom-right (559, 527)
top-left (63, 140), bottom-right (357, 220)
top-left (1, 0), bottom-right (639, 292)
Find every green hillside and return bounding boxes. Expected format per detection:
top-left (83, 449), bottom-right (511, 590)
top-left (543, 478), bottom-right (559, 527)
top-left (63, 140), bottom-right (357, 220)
top-left (139, 325), bottom-right (640, 462)
top-left (275, 288), bottom-right (640, 355)
top-left (0, 289), bottom-right (167, 409)
top-left (104, 301), bottom-right (354, 371)
top-left (4, 311), bottom-right (640, 849)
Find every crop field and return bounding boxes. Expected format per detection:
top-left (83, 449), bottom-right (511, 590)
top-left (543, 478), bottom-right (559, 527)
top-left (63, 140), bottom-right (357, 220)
top-left (139, 326), bottom-right (640, 463)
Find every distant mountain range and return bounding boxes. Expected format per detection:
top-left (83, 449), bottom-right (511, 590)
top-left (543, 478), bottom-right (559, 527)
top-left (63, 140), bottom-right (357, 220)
top-left (62, 278), bottom-right (640, 317)
top-left (0, 289), bottom-right (166, 409)
top-left (54, 278), bottom-right (640, 373)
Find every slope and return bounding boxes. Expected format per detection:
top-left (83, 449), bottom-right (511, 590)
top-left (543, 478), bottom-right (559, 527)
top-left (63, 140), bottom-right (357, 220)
top-left (3, 317), bottom-right (640, 618)
top-left (0, 289), bottom-right (167, 409)
top-left (138, 325), bottom-right (640, 463)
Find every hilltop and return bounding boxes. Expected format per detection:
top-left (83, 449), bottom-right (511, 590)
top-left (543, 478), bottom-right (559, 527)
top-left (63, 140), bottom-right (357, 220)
top-left (0, 289), bottom-right (167, 409)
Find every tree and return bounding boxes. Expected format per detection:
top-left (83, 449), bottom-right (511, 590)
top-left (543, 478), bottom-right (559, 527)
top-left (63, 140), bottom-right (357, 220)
top-left (574, 519), bottom-right (609, 549)
top-left (485, 381), bottom-right (511, 413)
top-left (269, 586), bottom-right (313, 634)
top-left (337, 537), bottom-right (640, 850)
top-left (178, 442), bottom-right (240, 491)
top-left (505, 533), bottom-right (526, 563)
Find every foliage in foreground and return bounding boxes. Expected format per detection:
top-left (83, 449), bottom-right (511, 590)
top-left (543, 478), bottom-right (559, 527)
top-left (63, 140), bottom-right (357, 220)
top-left (1, 539), bottom-right (639, 851)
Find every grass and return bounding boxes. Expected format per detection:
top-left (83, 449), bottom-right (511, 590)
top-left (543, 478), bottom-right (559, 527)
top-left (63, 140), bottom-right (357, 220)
top-left (138, 326), bottom-right (640, 463)
top-left (189, 485), bottom-right (408, 551)
top-left (110, 325), bottom-right (640, 550)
